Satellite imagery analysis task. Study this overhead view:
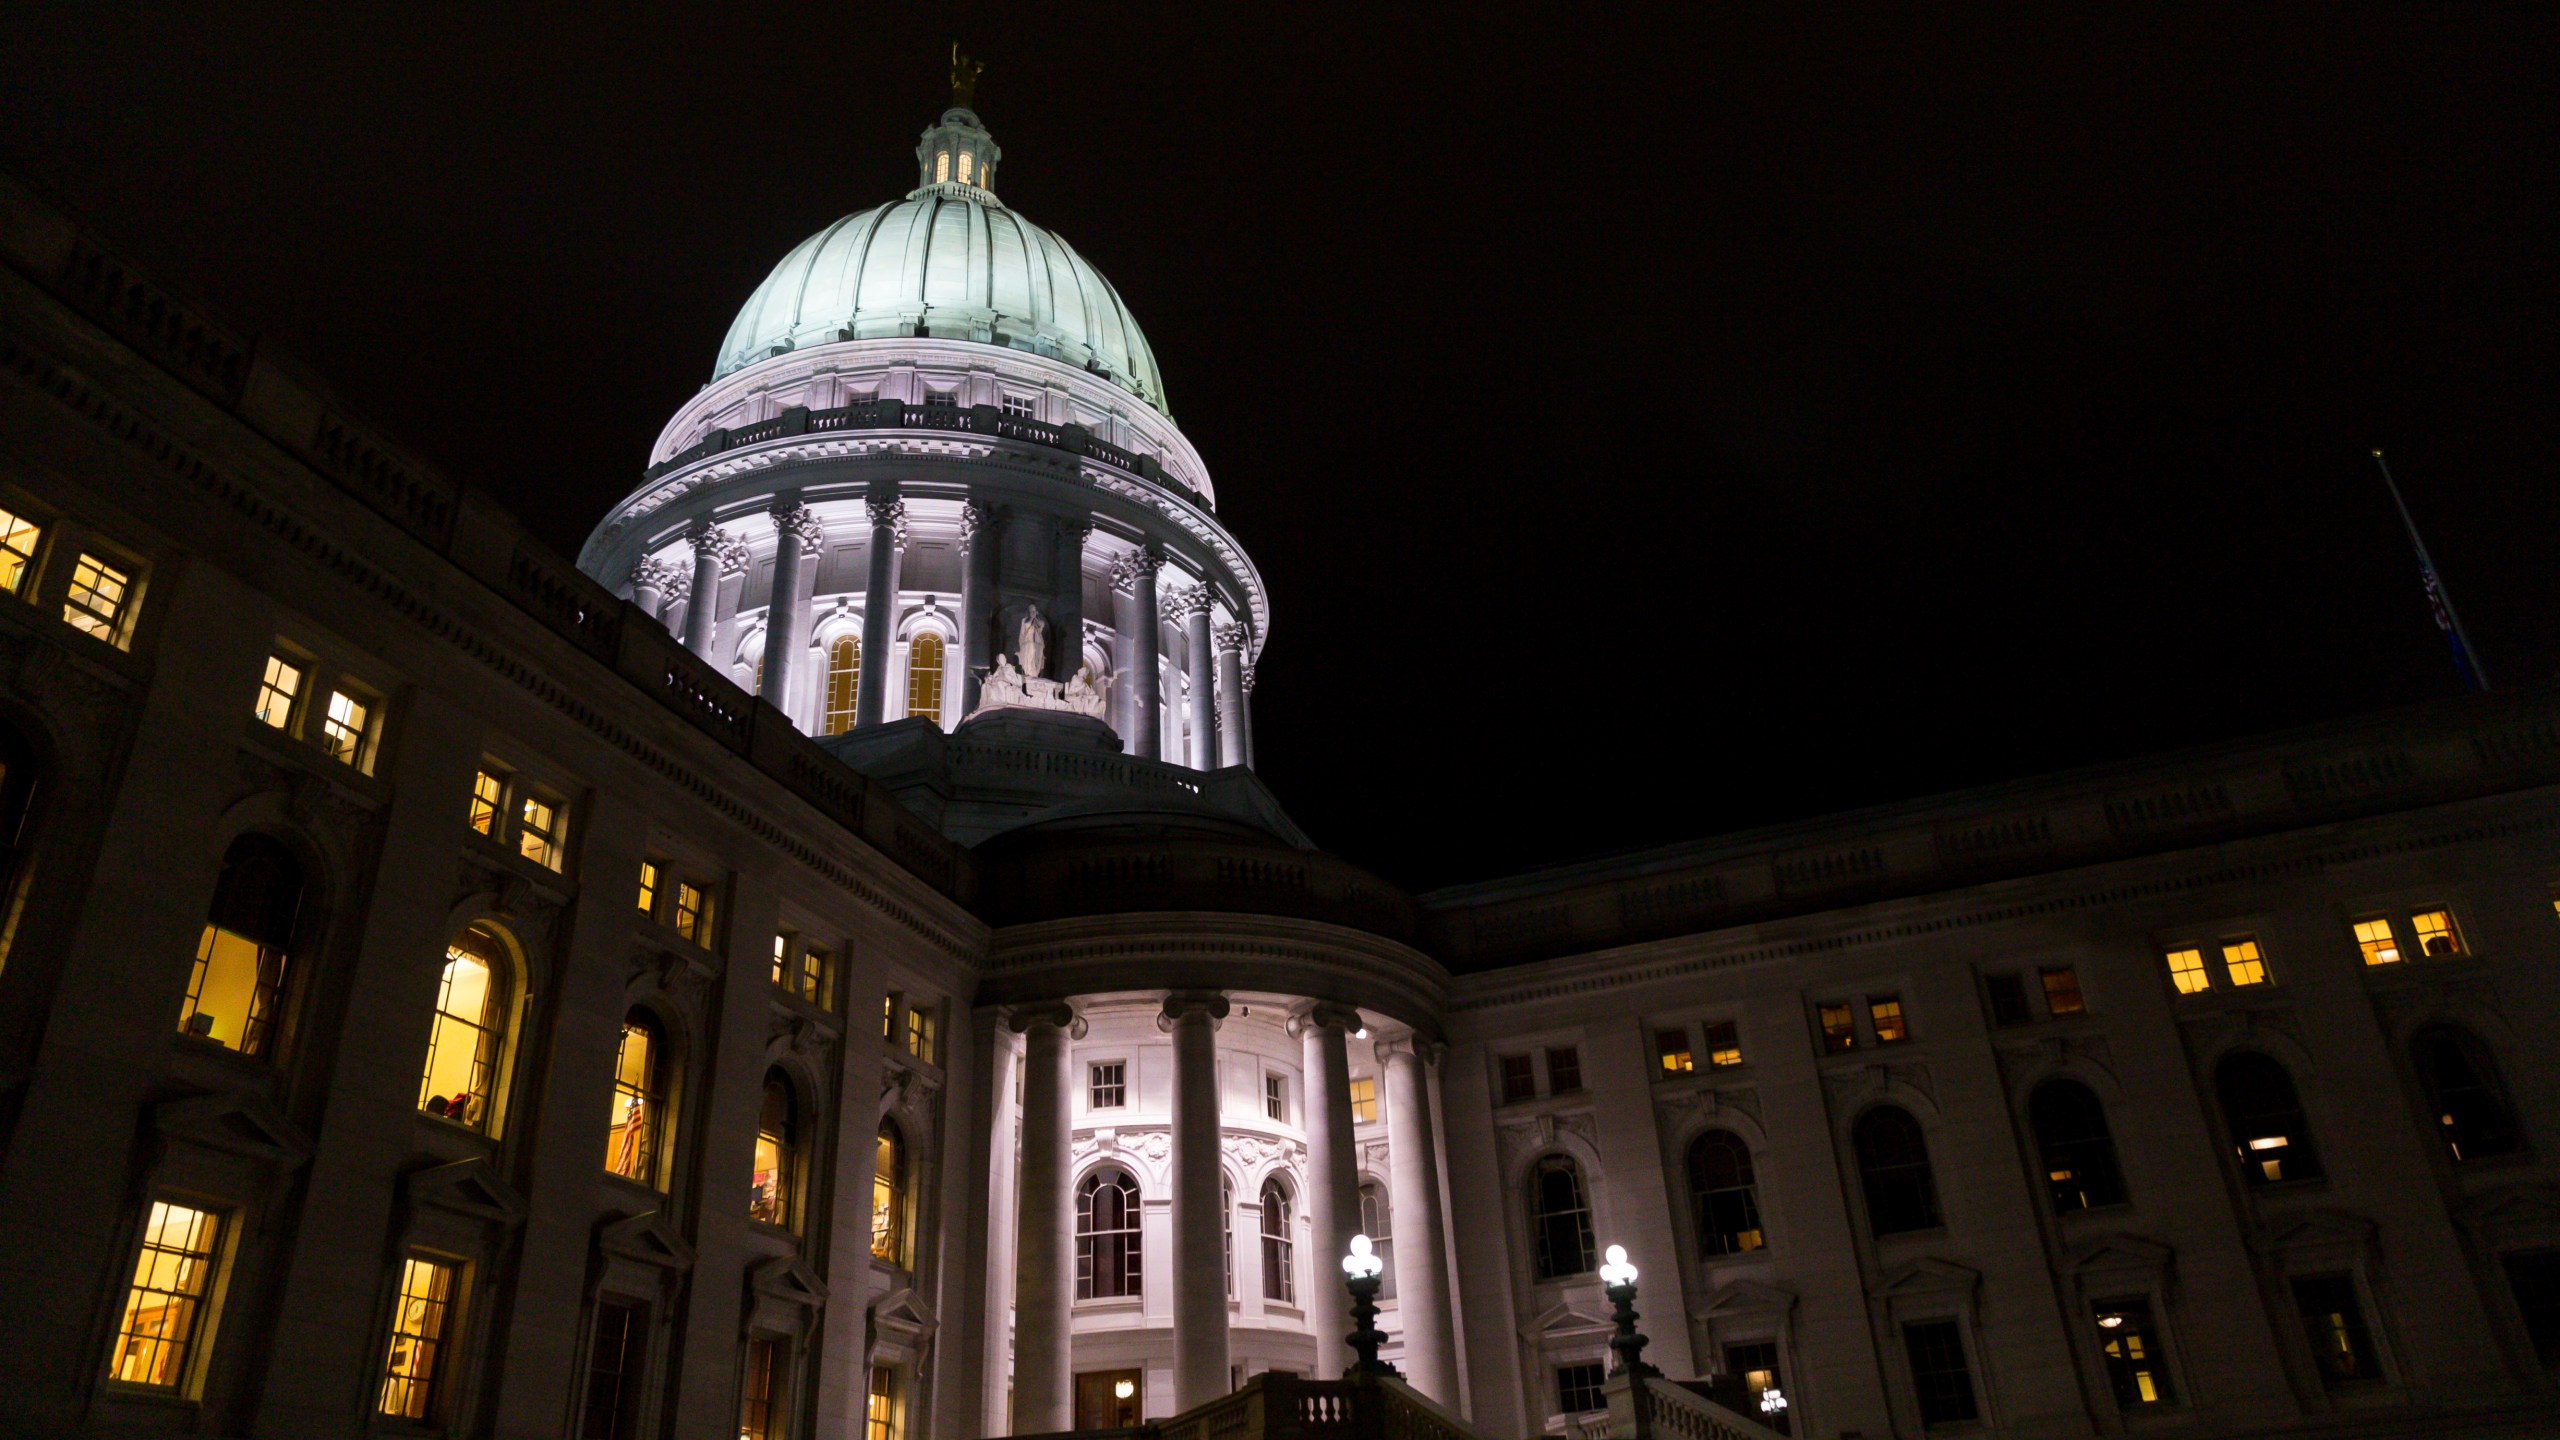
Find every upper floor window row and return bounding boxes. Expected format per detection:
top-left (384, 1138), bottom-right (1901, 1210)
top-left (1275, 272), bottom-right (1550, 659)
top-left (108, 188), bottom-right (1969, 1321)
top-left (1817, 994), bottom-right (1909, 1054)
top-left (251, 644), bottom-right (385, 775)
top-left (1498, 1045), bottom-right (1589, 1104)
top-left (466, 763), bottom-right (568, 873)
top-left (0, 500), bottom-right (148, 652)
top-left (2162, 934), bottom-right (2270, 996)
top-left (1986, 965), bottom-right (2086, 1027)
top-left (638, 858), bottom-right (718, 947)
top-left (772, 928), bottom-right (834, 1010)
top-left (1655, 1019), bottom-right (1743, 1076)
top-left (2353, 907), bottom-right (2465, 966)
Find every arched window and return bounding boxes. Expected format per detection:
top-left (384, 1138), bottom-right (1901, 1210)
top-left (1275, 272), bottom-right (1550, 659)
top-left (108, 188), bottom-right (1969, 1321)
top-left (2215, 1051), bottom-right (2322, 1183)
top-left (1529, 1155), bottom-right (1596, 1279)
top-left (1222, 1176), bottom-right (1235, 1297)
top-left (1359, 1180), bottom-right (1396, 1298)
top-left (935, 150), bottom-right (950, 184)
top-left (180, 834), bottom-right (302, 1056)
top-left (956, 152), bottom-right (974, 185)
top-left (906, 632), bottom-right (944, 721)
top-left (606, 1010), bottom-right (664, 1185)
top-left (418, 924), bottom-right (512, 1130)
top-left (750, 1070), bottom-right (798, 1227)
top-left (1077, 1168), bottom-right (1142, 1298)
top-left (2029, 1079), bottom-right (2128, 1211)
top-left (1261, 1178), bottom-right (1296, 1302)
top-left (2410, 1025), bottom-right (2523, 1162)
top-left (873, 1119), bottom-right (907, 1264)
top-left (1686, 1130), bottom-right (1765, 1256)
top-left (1853, 1106), bottom-right (1941, 1235)
top-left (822, 637), bottom-right (860, 735)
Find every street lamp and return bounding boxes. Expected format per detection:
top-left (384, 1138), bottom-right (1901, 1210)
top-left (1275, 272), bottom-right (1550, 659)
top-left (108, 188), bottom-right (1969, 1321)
top-left (1341, 1234), bottom-right (1398, 1379)
top-left (1758, 1386), bottom-right (1788, 1419)
top-left (1600, 1246), bottom-right (1658, 1378)
top-left (1113, 1379), bottom-right (1135, 1401)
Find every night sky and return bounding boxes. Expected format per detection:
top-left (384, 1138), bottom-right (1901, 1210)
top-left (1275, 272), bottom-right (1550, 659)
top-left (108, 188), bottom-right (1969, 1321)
top-left (9, 6), bottom-right (2557, 892)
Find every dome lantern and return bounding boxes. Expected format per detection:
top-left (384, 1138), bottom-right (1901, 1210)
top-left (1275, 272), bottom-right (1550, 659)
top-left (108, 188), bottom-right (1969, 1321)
top-left (915, 107), bottom-right (1000, 196)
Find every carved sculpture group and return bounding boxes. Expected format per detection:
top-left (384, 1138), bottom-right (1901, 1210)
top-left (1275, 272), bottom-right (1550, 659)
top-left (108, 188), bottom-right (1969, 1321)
top-left (968, 605), bottom-right (1112, 721)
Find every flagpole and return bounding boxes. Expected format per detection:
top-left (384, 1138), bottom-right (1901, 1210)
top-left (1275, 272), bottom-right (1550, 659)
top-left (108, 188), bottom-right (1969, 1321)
top-left (2371, 449), bottom-right (2490, 692)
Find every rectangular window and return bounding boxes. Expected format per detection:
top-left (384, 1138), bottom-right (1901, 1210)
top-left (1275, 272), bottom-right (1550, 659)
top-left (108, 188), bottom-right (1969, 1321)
top-left (674, 882), bottom-right (712, 946)
top-left (379, 1256), bottom-right (458, 1419)
top-left (908, 1005), bottom-right (937, 1064)
top-left (739, 1337), bottom-right (783, 1440)
top-left (2501, 1251), bottom-right (2560, 1365)
top-left (1000, 394), bottom-right (1035, 418)
top-left (2412, 908), bottom-right (2463, 959)
top-left (1986, 972), bottom-right (2031, 1026)
top-left (883, 992), bottom-right (898, 1041)
top-left (1545, 1046), bottom-right (1583, 1094)
top-left (1704, 1020), bottom-right (1743, 1068)
top-left (107, 1201), bottom-right (225, 1390)
top-left (253, 654), bottom-right (303, 729)
top-left (1656, 1026), bottom-right (1694, 1075)
top-left (1818, 1002), bottom-right (1857, 1053)
top-left (180, 914), bottom-right (287, 1057)
top-left (2353, 917), bottom-right (2402, 966)
top-left (2040, 966), bottom-right (2085, 1016)
top-left (771, 932), bottom-right (791, 987)
top-left (868, 1364), bottom-right (902, 1440)
top-left (1870, 996), bottom-right (1908, 1044)
top-left (2095, 1298), bottom-right (2175, 1409)
top-left (64, 551), bottom-right (137, 646)
top-left (1902, 1320), bottom-right (1979, 1427)
top-left (1499, 1053), bottom-right (1537, 1103)
top-left (1348, 1075), bottom-right (1377, 1124)
top-left (800, 945), bottom-right (832, 1008)
top-left (516, 791), bottom-right (562, 868)
top-left (580, 1300), bottom-right (643, 1440)
top-left (1089, 1061), bottom-right (1127, 1109)
top-left (2163, 946), bottom-right (2210, 994)
top-left (1266, 1071), bottom-right (1288, 1121)
top-left (2292, 1274), bottom-right (2381, 1388)
top-left (1555, 1361), bottom-right (1608, 1415)
top-left (469, 769), bottom-right (505, 835)
top-left (635, 861), bottom-right (658, 918)
top-left (0, 505), bottom-right (40, 595)
top-left (926, 390), bottom-right (956, 408)
top-left (1724, 1342), bottom-right (1783, 1412)
top-left (2222, 937), bottom-right (2268, 987)
top-left (321, 689), bottom-right (376, 770)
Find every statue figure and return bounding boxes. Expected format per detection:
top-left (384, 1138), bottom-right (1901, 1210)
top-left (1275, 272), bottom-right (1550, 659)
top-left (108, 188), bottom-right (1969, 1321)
top-left (1017, 606), bottom-right (1047, 680)
top-left (1064, 662), bottom-right (1112, 719)
top-left (951, 44), bottom-right (984, 110)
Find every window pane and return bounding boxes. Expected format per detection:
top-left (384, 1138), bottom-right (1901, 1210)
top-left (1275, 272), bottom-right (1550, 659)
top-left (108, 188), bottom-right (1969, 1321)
top-left (607, 1017), bottom-right (659, 1184)
top-left (581, 1300), bottom-right (642, 1440)
top-left (873, 1122), bottom-right (905, 1263)
top-left (1986, 972), bottom-right (2031, 1026)
top-left (1869, 996), bottom-right (1907, 1043)
top-left (751, 1074), bottom-right (796, 1227)
top-left (2412, 909), bottom-right (2462, 958)
top-left (179, 837), bottom-right (300, 1057)
top-left (253, 654), bottom-right (302, 729)
top-left (1688, 1131), bottom-right (1765, 1256)
top-left (2031, 1080), bottom-right (2128, 1211)
top-left (2291, 1274), bottom-right (2381, 1388)
top-left (517, 793), bottom-right (561, 867)
top-left (1530, 1156), bottom-right (1595, 1278)
top-left (2411, 1025), bottom-right (2522, 1161)
top-left (64, 552), bottom-right (135, 645)
top-left (1348, 1076), bottom-right (1377, 1124)
top-left (2353, 917), bottom-right (2401, 966)
top-left (322, 690), bottom-right (372, 768)
top-left (1902, 1321), bottom-right (1978, 1426)
top-left (1855, 1107), bottom-right (1941, 1235)
top-left (635, 861), bottom-right (657, 917)
top-left (2094, 1299), bottom-right (2175, 1408)
top-left (0, 506), bottom-right (41, 594)
top-left (907, 632), bottom-right (944, 720)
top-left (2216, 1051), bottom-right (2321, 1183)
top-left (109, 1202), bottom-right (223, 1389)
top-left (469, 770), bottom-right (504, 834)
top-left (868, 1365), bottom-right (901, 1440)
top-left (1704, 1020), bottom-right (1743, 1068)
top-left (1556, 1362), bottom-right (1608, 1414)
top-left (1546, 1046), bottom-right (1583, 1094)
top-left (823, 638), bottom-right (860, 735)
top-left (379, 1257), bottom-right (457, 1418)
top-left (800, 946), bottom-right (831, 1008)
top-left (1499, 1054), bottom-right (1536, 1104)
top-left (739, 1337), bottom-right (782, 1440)
top-left (1656, 1027), bottom-right (1694, 1074)
top-left (2039, 967), bottom-right (2085, 1015)
top-left (1819, 1003), bottom-right (1856, 1052)
top-left (2502, 1251), bottom-right (2560, 1365)
top-left (2163, 947), bottom-right (2210, 994)
top-left (2221, 937), bottom-right (2267, 986)
top-left (419, 930), bottom-right (506, 1129)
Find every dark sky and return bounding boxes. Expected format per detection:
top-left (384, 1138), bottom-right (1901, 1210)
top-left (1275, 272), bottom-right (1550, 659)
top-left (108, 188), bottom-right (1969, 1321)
top-left (9, 5), bottom-right (2558, 891)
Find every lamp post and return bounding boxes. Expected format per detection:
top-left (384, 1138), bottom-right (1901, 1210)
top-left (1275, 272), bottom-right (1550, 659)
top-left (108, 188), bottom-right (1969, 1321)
top-left (1598, 1245), bottom-right (1657, 1440)
top-left (1341, 1234), bottom-right (1399, 1380)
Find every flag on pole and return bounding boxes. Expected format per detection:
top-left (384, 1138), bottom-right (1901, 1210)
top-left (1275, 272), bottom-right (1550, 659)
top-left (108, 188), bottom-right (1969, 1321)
top-left (2373, 450), bottom-right (2489, 692)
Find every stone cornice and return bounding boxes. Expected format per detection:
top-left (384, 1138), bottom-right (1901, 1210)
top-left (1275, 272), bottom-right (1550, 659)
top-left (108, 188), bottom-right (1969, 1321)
top-left (983, 912), bottom-right (1449, 1036)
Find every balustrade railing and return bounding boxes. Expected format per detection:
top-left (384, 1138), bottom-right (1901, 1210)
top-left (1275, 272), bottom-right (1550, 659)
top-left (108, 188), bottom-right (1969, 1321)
top-left (1007, 1373), bottom-right (1485, 1440)
top-left (1601, 1374), bottom-right (1786, 1440)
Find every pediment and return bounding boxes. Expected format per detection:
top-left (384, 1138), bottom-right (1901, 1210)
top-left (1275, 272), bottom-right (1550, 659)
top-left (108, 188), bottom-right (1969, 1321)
top-left (2264, 1207), bottom-right (2376, 1253)
top-left (1519, 1298), bottom-right (1613, 1343)
top-left (2067, 1234), bottom-right (2173, 1280)
top-left (750, 1254), bottom-right (829, 1311)
top-left (872, 1283), bottom-right (938, 1331)
top-left (1694, 1277), bottom-right (1797, 1321)
top-left (153, 1090), bottom-right (313, 1168)
top-left (2462, 1186), bottom-right (2560, 1248)
top-left (402, 1156), bottom-right (526, 1226)
top-left (1878, 1257), bottom-right (1980, 1299)
top-left (598, 1209), bottom-right (695, 1272)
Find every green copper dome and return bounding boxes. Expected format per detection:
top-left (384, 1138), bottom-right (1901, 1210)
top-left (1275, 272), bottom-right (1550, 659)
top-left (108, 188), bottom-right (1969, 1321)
top-left (712, 108), bottom-right (1168, 414)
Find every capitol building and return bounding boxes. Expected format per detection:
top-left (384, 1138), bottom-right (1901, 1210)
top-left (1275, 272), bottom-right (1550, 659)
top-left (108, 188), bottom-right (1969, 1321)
top-left (0, 83), bottom-right (2556, 1440)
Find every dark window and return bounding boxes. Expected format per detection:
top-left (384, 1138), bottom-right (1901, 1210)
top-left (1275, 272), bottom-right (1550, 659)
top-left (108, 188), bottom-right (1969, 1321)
top-left (2216, 1051), bottom-right (2322, 1183)
top-left (1703, 1020), bottom-right (1743, 1067)
top-left (2029, 1080), bottom-right (2128, 1211)
top-left (2410, 1025), bottom-right (2523, 1162)
top-left (1358, 1181), bottom-right (1395, 1300)
top-left (1088, 1061), bottom-right (1126, 1110)
top-left (2502, 1251), bottom-right (2560, 1365)
top-left (1986, 973), bottom-right (2031, 1027)
top-left (1687, 1130), bottom-right (1766, 1256)
top-left (1530, 1155), bottom-right (1596, 1279)
top-left (1077, 1168), bottom-right (1143, 1299)
top-left (738, 1337), bottom-right (782, 1440)
top-left (1545, 1046), bottom-right (1583, 1095)
top-left (580, 1301), bottom-right (643, 1440)
top-left (1902, 1321), bottom-right (1978, 1428)
top-left (2094, 1299), bottom-right (2175, 1409)
top-left (1260, 1179), bottom-right (1295, 1302)
top-left (2291, 1274), bottom-right (2381, 1388)
top-left (1556, 1362), bottom-right (1608, 1414)
top-left (1724, 1343), bottom-right (1786, 1434)
top-left (2040, 966), bottom-right (2085, 1015)
top-left (1499, 1054), bottom-right (1537, 1104)
top-left (1854, 1106), bottom-right (1942, 1235)
top-left (1818, 1002), bottom-right (1856, 1053)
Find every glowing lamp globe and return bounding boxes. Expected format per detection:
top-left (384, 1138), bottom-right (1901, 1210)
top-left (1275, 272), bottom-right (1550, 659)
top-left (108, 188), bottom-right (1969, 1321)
top-left (1598, 1244), bottom-right (1638, 1288)
top-left (1343, 1233), bottom-right (1385, 1280)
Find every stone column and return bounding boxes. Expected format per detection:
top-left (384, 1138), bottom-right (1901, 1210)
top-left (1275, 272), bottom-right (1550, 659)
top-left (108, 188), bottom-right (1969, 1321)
top-left (1051, 518), bottom-right (1090, 682)
top-left (1214, 623), bottom-right (1249, 769)
top-left (1177, 588), bottom-right (1217, 770)
top-left (856, 492), bottom-right (905, 727)
top-left (628, 556), bottom-right (670, 621)
top-left (760, 499), bottom-right (819, 715)
top-left (1378, 1034), bottom-right (1456, 1404)
top-left (1293, 1003), bottom-right (1364, 1377)
top-left (1113, 547), bottom-right (1164, 756)
top-left (959, 499), bottom-right (995, 714)
top-left (1010, 1003), bottom-right (1083, 1435)
top-left (1161, 991), bottom-right (1232, 1410)
top-left (1240, 664), bottom-right (1258, 768)
top-left (682, 519), bottom-right (723, 658)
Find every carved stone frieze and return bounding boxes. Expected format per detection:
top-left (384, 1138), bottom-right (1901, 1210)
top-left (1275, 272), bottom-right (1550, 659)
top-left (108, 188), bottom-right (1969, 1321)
top-left (1656, 1084), bottom-right (1762, 1130)
top-left (1495, 1109), bottom-right (1596, 1167)
top-left (1822, 1059), bottom-right (1934, 1108)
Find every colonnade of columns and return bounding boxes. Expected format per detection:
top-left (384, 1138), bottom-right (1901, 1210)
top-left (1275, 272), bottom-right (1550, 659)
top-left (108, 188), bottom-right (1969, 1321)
top-left (1005, 996), bottom-right (1455, 1430)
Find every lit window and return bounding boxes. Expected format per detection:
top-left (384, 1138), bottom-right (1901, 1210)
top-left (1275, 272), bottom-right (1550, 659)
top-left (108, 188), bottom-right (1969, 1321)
top-left (0, 505), bottom-right (40, 594)
top-left (800, 944), bottom-right (832, 1008)
top-left (2222, 937), bottom-right (2268, 987)
top-left (868, 1364), bottom-right (902, 1440)
top-left (516, 792), bottom-right (562, 869)
top-left (1499, 1053), bottom-right (1536, 1103)
top-left (1870, 996), bottom-right (1908, 1043)
top-left (882, 992), bottom-right (897, 1040)
top-left (2040, 966), bottom-right (2085, 1015)
top-left (907, 631), bottom-right (945, 721)
top-left (1704, 1020), bottom-right (1743, 1068)
top-left (874, 1120), bottom-right (907, 1264)
top-left (2412, 909), bottom-right (2462, 958)
top-left (635, 860), bottom-right (658, 917)
top-left (1347, 1075), bottom-right (1377, 1124)
top-left (320, 689), bottom-right (374, 769)
top-left (822, 637), bottom-right (860, 735)
top-left (64, 551), bottom-right (137, 646)
top-left (1556, 1362), bottom-right (1608, 1415)
top-left (178, 835), bottom-right (301, 1057)
top-left (1260, 1179), bottom-right (1295, 1301)
top-left (934, 150), bottom-right (950, 183)
top-left (2353, 918), bottom-right (2401, 966)
top-left (468, 770), bottom-right (504, 835)
top-left (379, 1257), bottom-right (457, 1419)
top-left (2163, 946), bottom-right (2209, 994)
top-left (907, 1004), bottom-right (937, 1063)
top-left (252, 654), bottom-right (302, 729)
top-left (1819, 1002), bottom-right (1857, 1053)
top-left (674, 881), bottom-right (712, 946)
top-left (606, 1012), bottom-right (662, 1185)
top-left (750, 1071), bottom-right (797, 1227)
top-left (1546, 1045), bottom-right (1583, 1094)
top-left (739, 1337), bottom-right (783, 1440)
top-left (956, 151), bottom-right (974, 184)
top-left (1090, 1061), bottom-right (1127, 1109)
top-left (418, 926), bottom-right (510, 1130)
top-left (2095, 1299), bottom-right (2176, 1408)
top-left (1266, 1071), bottom-right (1289, 1121)
top-left (1656, 1027), bottom-right (1694, 1074)
top-left (771, 932), bottom-right (790, 987)
top-left (107, 1201), bottom-right (224, 1390)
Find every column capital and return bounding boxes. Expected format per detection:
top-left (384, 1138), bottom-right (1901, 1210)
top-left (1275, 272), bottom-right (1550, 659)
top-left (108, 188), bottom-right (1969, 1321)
top-left (628, 555), bottom-right (674, 592)
top-left (867, 496), bottom-right (908, 533)
top-left (715, 530), bottom-right (753, 576)
top-left (1060, 516), bottom-right (1093, 546)
top-left (1242, 663), bottom-right (1258, 694)
top-left (1008, 1002), bottom-right (1087, 1040)
top-left (685, 517), bottom-right (721, 553)
top-left (959, 497), bottom-right (993, 544)
top-left (1286, 1001), bottom-right (1366, 1039)
top-left (769, 499), bottom-right (822, 547)
top-left (1156, 990), bottom-right (1230, 1032)
top-left (1214, 620), bottom-right (1251, 653)
top-left (658, 571), bottom-right (690, 606)
top-left (1166, 584), bottom-right (1216, 621)
top-left (1109, 546), bottom-right (1165, 593)
top-left (1373, 1032), bottom-right (1444, 1067)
